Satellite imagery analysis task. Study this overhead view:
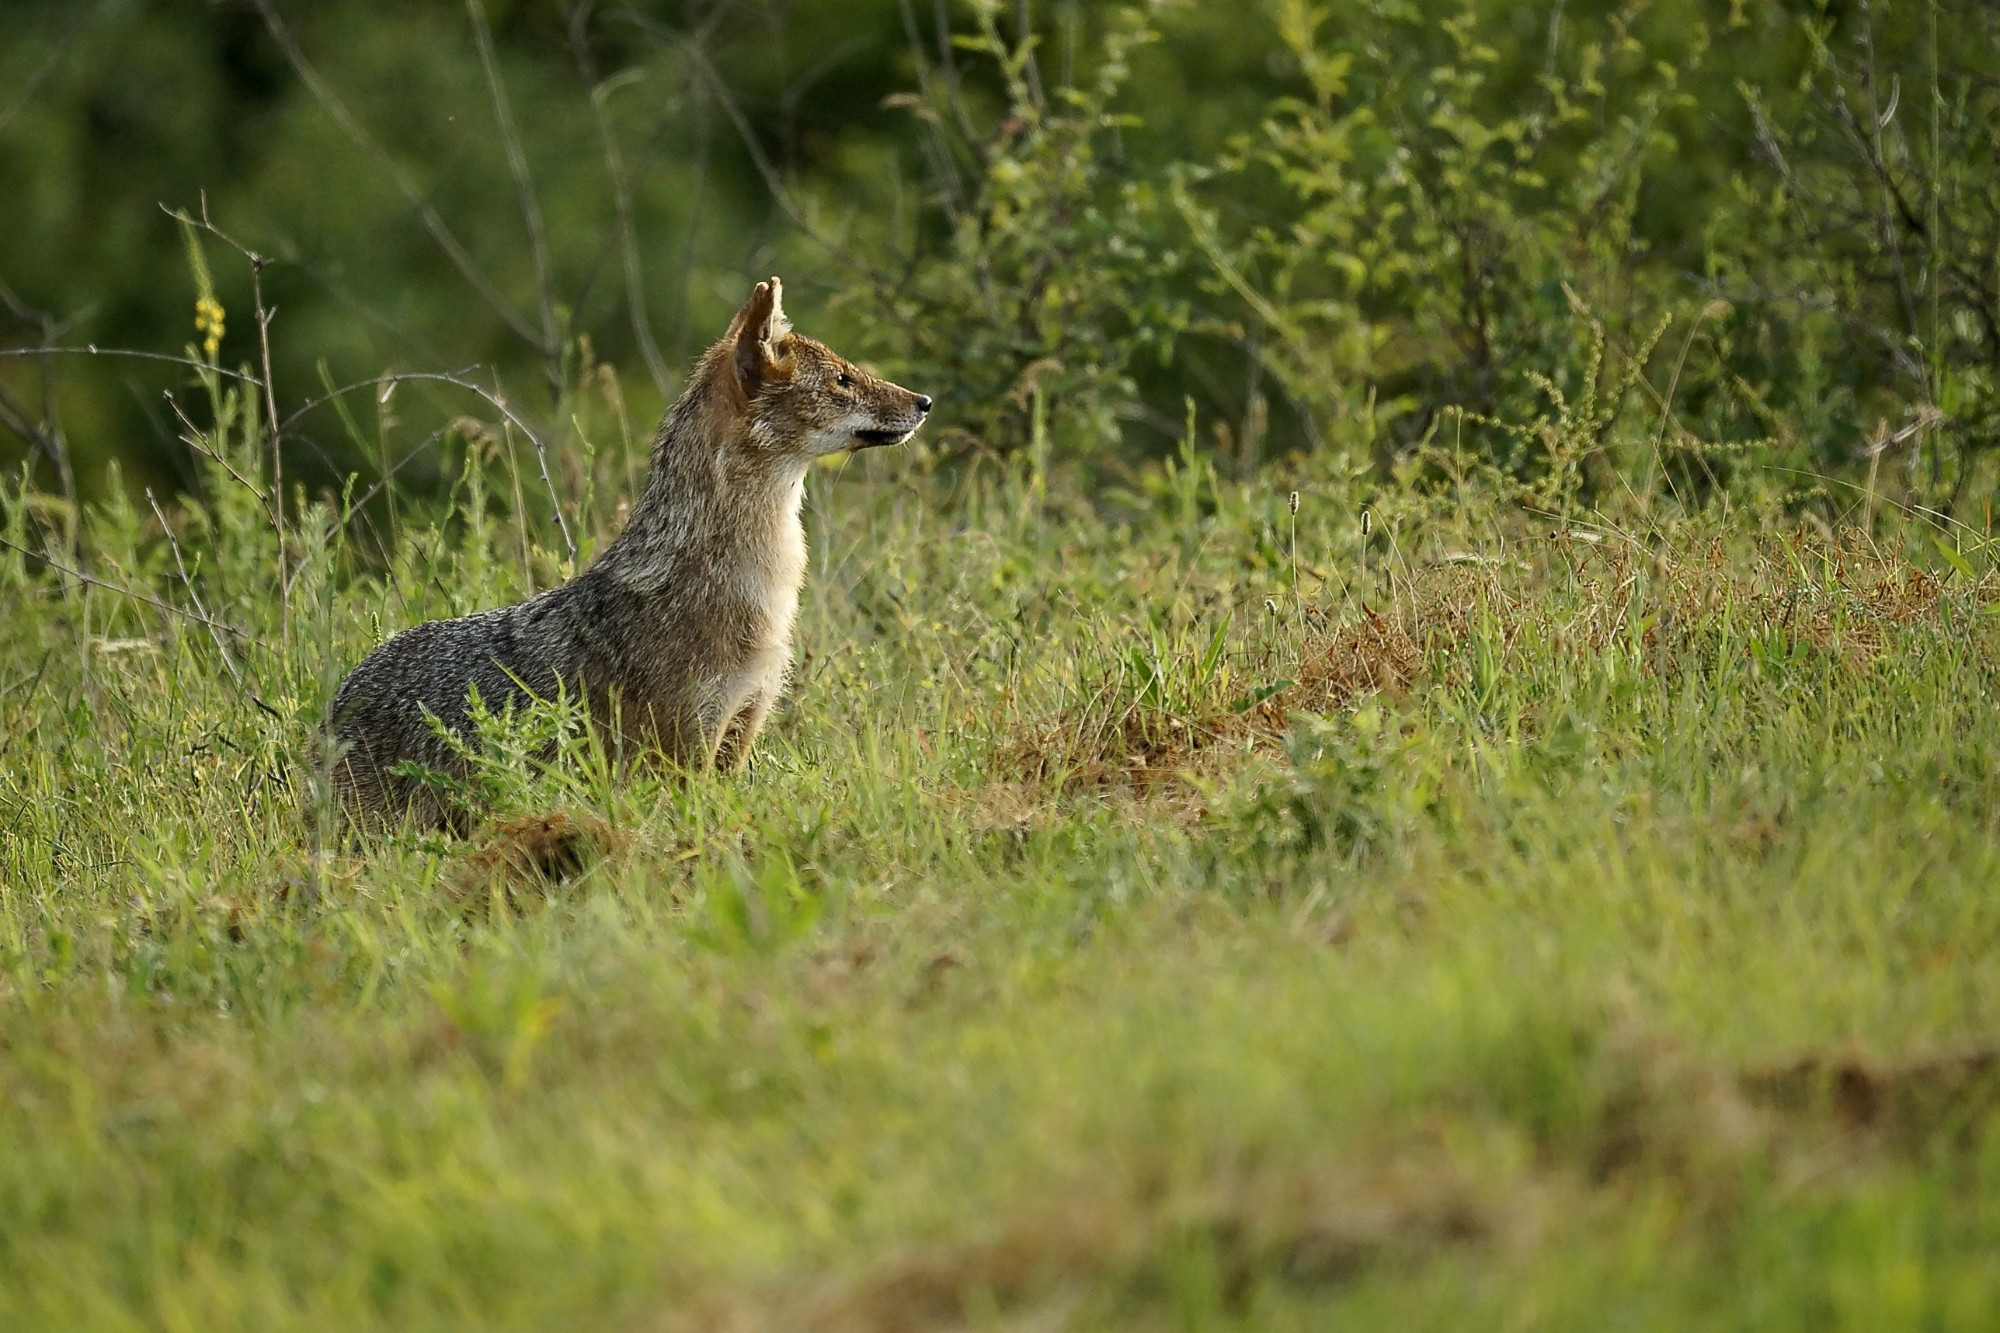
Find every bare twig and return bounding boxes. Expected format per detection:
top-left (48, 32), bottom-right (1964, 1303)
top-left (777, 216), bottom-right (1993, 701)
top-left (467, 0), bottom-right (565, 402)
top-left (563, 2), bottom-right (673, 397)
top-left (0, 535), bottom-right (266, 644)
top-left (145, 488), bottom-right (280, 718)
top-left (163, 391), bottom-right (273, 515)
top-left (175, 197), bottom-right (297, 643)
top-left (253, 258), bottom-right (290, 638)
top-left (0, 382), bottom-right (69, 502)
top-left (250, 0), bottom-right (546, 352)
top-left (348, 424), bottom-right (458, 514)
top-left (280, 368), bottom-right (549, 455)
top-left (0, 281), bottom-right (85, 542)
top-left (280, 368), bottom-right (575, 560)
top-left (0, 345), bottom-right (262, 383)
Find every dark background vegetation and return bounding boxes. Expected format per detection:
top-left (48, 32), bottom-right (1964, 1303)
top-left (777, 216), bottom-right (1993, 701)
top-left (3, 0), bottom-right (1997, 515)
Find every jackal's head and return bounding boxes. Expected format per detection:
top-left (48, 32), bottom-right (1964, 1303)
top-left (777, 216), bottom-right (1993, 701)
top-left (716, 277), bottom-right (932, 460)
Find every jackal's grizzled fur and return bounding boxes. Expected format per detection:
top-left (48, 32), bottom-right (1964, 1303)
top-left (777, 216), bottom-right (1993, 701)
top-left (329, 277), bottom-right (931, 829)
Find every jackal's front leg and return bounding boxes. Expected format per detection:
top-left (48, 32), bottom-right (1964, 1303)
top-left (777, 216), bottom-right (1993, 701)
top-left (710, 690), bottom-right (776, 773)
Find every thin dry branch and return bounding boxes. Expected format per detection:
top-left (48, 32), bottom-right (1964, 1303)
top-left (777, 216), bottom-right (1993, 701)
top-left (280, 369), bottom-right (549, 457)
top-left (467, 0), bottom-right (564, 402)
top-left (348, 424), bottom-right (458, 514)
top-left (0, 345), bottom-right (262, 384)
top-left (163, 391), bottom-right (274, 518)
top-left (563, 2), bottom-right (673, 397)
top-left (167, 200), bottom-right (297, 642)
top-left (0, 535), bottom-right (265, 645)
top-left (250, 0), bottom-right (546, 353)
top-left (280, 368), bottom-right (577, 560)
top-left (0, 281), bottom-right (79, 525)
top-left (145, 488), bottom-right (280, 719)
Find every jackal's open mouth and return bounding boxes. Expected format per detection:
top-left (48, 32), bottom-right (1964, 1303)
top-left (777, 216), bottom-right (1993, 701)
top-left (853, 427), bottom-right (912, 448)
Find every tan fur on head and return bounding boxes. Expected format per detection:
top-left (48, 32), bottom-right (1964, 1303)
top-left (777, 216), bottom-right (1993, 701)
top-left (729, 276), bottom-right (795, 399)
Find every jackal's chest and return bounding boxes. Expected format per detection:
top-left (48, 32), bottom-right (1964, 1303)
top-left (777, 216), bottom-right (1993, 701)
top-left (714, 505), bottom-right (806, 667)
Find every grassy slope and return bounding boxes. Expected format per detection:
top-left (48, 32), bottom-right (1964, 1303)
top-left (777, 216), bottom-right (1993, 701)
top-left (3, 433), bottom-right (1999, 1330)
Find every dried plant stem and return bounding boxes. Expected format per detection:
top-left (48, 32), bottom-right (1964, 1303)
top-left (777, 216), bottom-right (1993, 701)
top-left (518, 391), bottom-right (577, 565)
top-left (564, 3), bottom-right (672, 398)
top-left (0, 345), bottom-right (261, 382)
top-left (161, 394), bottom-right (267, 518)
top-left (0, 281), bottom-right (81, 556)
top-left (1288, 492), bottom-right (1306, 643)
top-left (278, 367), bottom-right (576, 563)
top-left (162, 200), bottom-right (295, 638)
top-left (145, 489), bottom-right (278, 718)
top-left (0, 534), bottom-right (263, 645)
top-left (250, 0), bottom-right (543, 352)
top-left (251, 253), bottom-right (289, 645)
top-left (467, 0), bottom-right (564, 401)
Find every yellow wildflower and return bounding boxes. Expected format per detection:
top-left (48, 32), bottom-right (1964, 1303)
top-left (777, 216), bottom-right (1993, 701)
top-left (194, 295), bottom-right (225, 362)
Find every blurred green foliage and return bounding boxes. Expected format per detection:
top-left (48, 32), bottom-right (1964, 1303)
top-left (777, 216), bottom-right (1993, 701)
top-left (2, 0), bottom-right (1997, 514)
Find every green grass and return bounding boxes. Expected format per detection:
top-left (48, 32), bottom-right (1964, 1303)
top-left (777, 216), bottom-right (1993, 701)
top-left (4, 415), bottom-right (2000, 1330)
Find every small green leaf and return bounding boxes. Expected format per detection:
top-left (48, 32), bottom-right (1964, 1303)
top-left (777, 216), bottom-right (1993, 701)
top-left (1232, 679), bottom-right (1294, 713)
top-left (1933, 534), bottom-right (1975, 580)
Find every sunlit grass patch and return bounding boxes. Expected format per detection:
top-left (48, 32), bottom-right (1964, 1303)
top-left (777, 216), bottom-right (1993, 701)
top-left (4, 418), bottom-right (2000, 1327)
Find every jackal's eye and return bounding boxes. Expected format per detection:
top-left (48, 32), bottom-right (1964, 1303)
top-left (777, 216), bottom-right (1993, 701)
top-left (835, 372), bottom-right (853, 389)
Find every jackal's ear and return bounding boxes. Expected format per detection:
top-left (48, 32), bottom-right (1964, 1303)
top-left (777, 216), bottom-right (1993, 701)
top-left (730, 276), bottom-right (793, 395)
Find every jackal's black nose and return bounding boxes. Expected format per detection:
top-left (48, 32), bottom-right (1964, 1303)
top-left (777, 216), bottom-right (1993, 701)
top-left (915, 395), bottom-right (933, 414)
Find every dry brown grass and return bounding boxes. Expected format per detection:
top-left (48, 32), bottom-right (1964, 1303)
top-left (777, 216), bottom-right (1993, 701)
top-left (671, 1147), bottom-right (1516, 1333)
top-left (1744, 1047), bottom-right (2000, 1147)
top-left (999, 529), bottom-right (1971, 797)
top-left (997, 608), bottom-right (1425, 795)
top-left (1541, 529), bottom-right (1962, 670)
top-left (664, 1031), bottom-right (2000, 1333)
top-left (447, 809), bottom-right (625, 909)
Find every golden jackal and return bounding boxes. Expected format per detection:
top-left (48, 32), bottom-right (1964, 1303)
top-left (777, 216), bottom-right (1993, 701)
top-left (329, 277), bottom-right (931, 829)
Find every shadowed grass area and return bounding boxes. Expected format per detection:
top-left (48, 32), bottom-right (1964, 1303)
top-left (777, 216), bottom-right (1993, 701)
top-left (3, 408), bottom-right (1999, 1329)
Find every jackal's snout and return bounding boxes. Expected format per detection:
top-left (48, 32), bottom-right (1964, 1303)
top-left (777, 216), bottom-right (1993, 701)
top-left (853, 385), bottom-right (932, 449)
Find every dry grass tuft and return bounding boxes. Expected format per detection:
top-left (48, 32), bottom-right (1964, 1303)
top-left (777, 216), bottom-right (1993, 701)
top-left (1283, 609), bottom-right (1425, 715)
top-left (999, 530), bottom-right (1972, 798)
top-left (997, 709), bottom-right (1227, 795)
top-left (1743, 1047), bottom-right (2000, 1145)
top-left (720, 1151), bottom-right (1509, 1333)
top-left (448, 810), bottom-right (624, 907)
top-left (1571, 1021), bottom-right (2000, 1184)
top-left (997, 579), bottom-right (1445, 795)
top-left (1547, 530), bottom-right (1964, 671)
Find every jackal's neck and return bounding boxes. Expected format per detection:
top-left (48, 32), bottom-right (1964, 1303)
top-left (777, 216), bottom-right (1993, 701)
top-left (593, 378), bottom-right (808, 595)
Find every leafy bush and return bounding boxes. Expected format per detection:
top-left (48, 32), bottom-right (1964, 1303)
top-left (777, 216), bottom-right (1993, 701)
top-left (843, 0), bottom-right (1191, 461)
top-left (4, 0), bottom-right (2000, 524)
top-left (1728, 0), bottom-right (2000, 510)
